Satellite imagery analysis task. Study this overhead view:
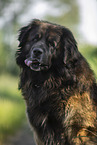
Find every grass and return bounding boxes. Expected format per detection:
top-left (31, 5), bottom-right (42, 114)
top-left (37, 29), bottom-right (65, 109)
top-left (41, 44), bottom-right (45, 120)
top-left (0, 74), bottom-right (25, 144)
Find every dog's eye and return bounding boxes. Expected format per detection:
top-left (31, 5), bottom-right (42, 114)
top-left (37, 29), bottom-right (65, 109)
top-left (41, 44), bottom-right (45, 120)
top-left (32, 36), bottom-right (38, 42)
top-left (32, 34), bottom-right (41, 42)
top-left (49, 41), bottom-right (57, 48)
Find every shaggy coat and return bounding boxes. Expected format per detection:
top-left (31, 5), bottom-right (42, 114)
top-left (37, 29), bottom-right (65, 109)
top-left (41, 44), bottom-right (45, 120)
top-left (16, 19), bottom-right (97, 145)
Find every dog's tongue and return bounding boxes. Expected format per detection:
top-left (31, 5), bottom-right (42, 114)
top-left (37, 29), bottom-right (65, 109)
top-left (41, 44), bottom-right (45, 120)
top-left (25, 59), bottom-right (32, 67)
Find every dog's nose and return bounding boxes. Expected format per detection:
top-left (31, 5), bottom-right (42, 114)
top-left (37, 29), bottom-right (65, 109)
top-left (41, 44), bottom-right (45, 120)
top-left (33, 48), bottom-right (43, 57)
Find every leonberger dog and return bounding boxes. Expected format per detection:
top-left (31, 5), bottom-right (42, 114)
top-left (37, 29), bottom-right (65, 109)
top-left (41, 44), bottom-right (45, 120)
top-left (16, 19), bottom-right (97, 145)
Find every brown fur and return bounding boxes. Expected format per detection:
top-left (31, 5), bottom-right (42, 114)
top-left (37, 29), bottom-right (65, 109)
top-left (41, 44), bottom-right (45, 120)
top-left (16, 19), bottom-right (97, 145)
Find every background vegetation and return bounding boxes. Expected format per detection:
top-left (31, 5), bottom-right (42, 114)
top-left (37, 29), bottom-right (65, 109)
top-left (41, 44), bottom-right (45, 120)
top-left (0, 0), bottom-right (97, 144)
top-left (0, 75), bottom-right (25, 144)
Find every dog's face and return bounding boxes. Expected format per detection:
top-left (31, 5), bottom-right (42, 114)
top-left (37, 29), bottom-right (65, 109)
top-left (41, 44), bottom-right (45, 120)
top-left (16, 19), bottom-right (79, 71)
top-left (24, 22), bottom-right (61, 71)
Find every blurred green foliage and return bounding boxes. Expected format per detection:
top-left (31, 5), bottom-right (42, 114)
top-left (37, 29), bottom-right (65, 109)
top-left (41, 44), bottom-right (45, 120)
top-left (0, 29), bottom-right (19, 75)
top-left (0, 74), bottom-right (25, 143)
top-left (79, 45), bottom-right (97, 78)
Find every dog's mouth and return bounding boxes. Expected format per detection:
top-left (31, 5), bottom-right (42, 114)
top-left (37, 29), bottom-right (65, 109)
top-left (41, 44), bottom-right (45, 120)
top-left (24, 59), bottom-right (49, 71)
top-left (31, 60), bottom-right (40, 70)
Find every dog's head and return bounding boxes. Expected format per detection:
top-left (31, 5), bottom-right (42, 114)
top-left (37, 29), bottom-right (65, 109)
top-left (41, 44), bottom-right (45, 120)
top-left (16, 19), bottom-right (79, 71)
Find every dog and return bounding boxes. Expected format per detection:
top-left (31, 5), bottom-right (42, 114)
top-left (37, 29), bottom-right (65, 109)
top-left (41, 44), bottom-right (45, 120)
top-left (16, 19), bottom-right (97, 145)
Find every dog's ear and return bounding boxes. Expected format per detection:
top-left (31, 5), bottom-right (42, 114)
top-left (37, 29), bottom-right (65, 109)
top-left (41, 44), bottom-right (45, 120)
top-left (62, 28), bottom-right (79, 64)
top-left (18, 25), bottom-right (31, 47)
top-left (16, 24), bottom-right (32, 67)
top-left (18, 19), bottom-right (40, 47)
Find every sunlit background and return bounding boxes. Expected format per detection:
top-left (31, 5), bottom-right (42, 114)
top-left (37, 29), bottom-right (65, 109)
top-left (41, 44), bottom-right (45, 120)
top-left (0, 0), bottom-right (97, 144)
